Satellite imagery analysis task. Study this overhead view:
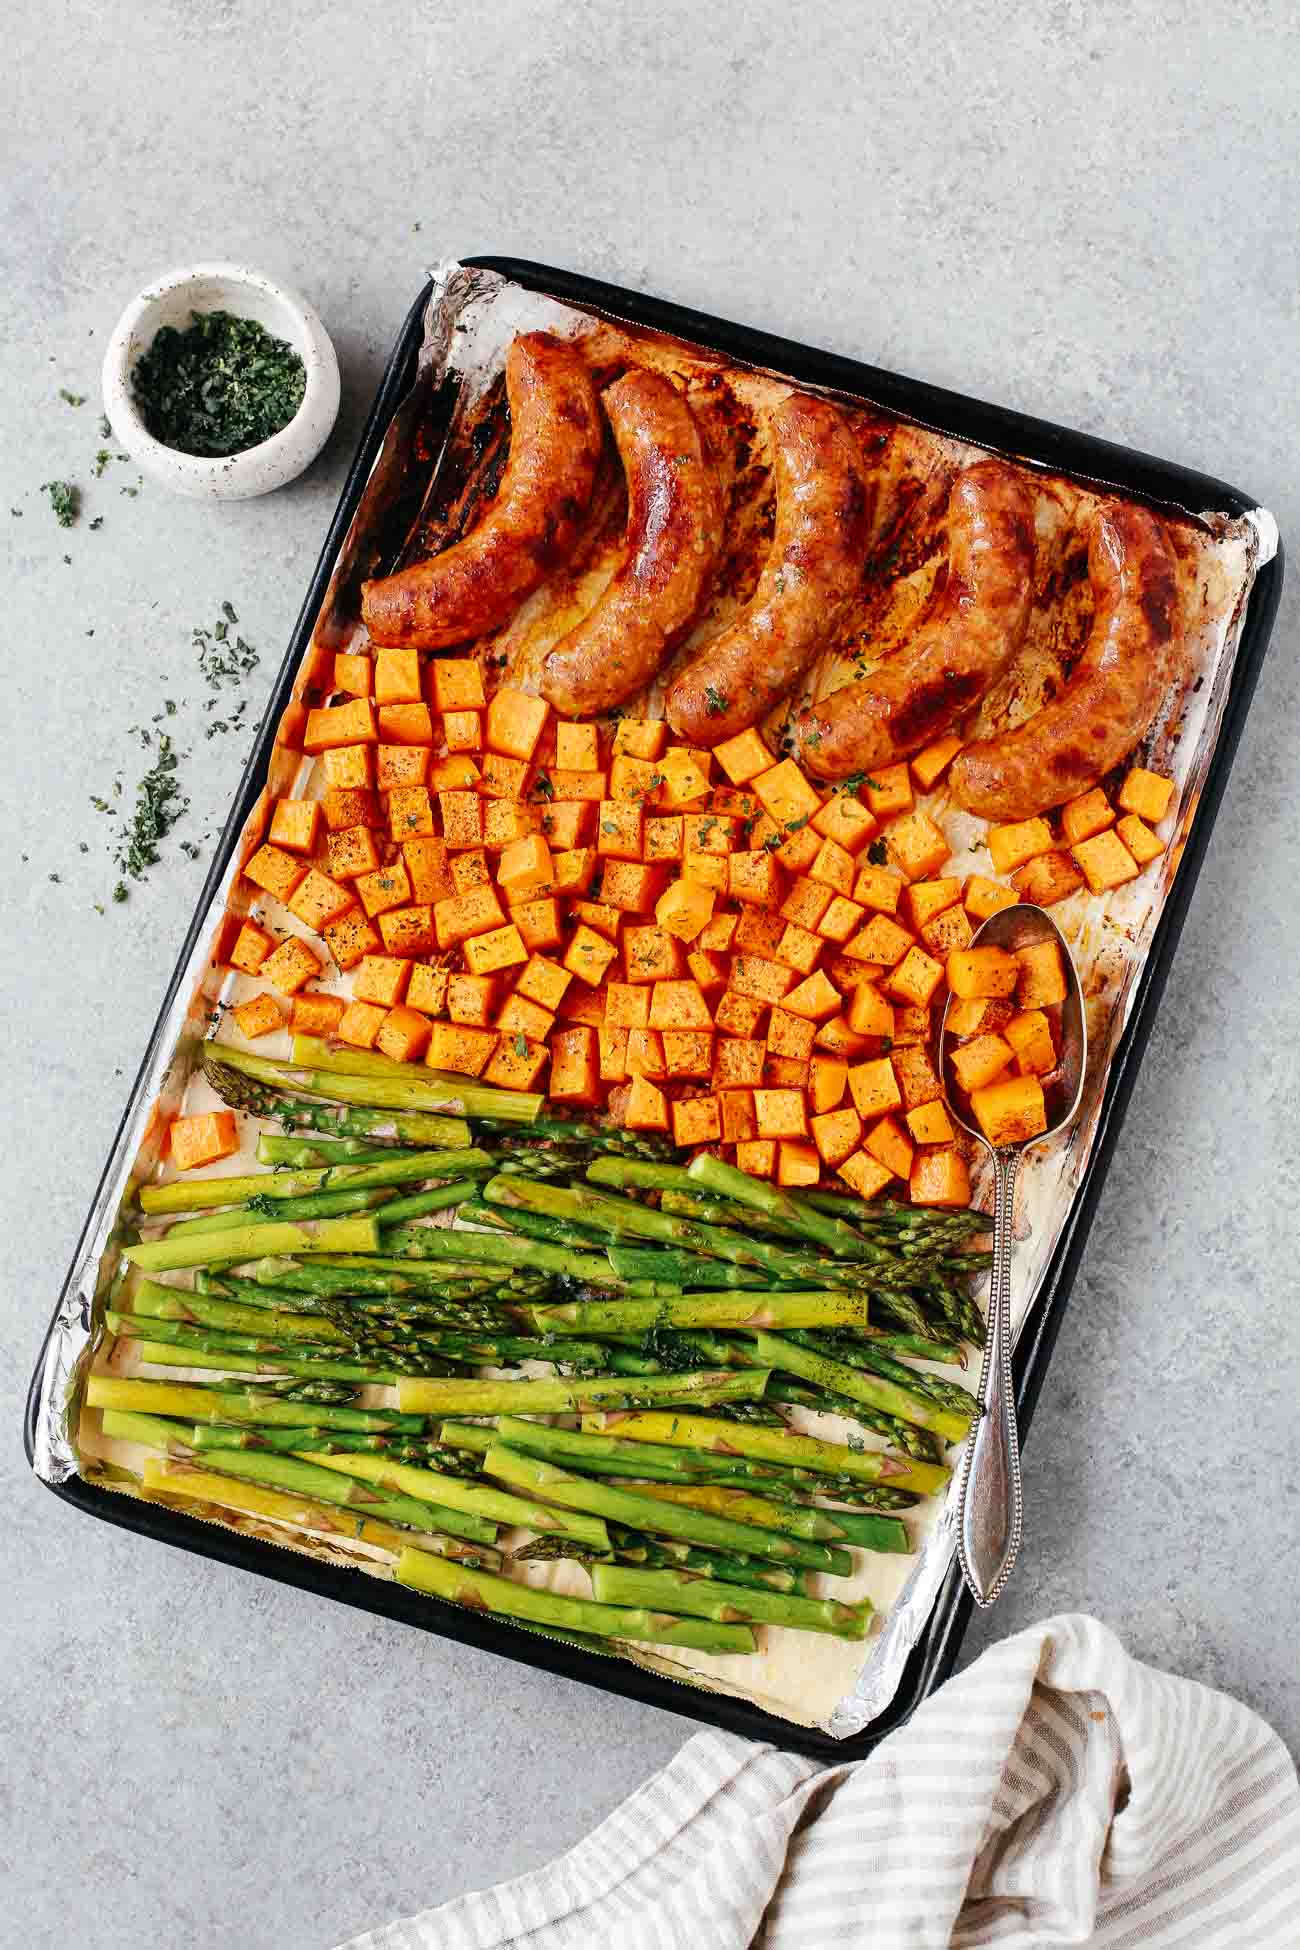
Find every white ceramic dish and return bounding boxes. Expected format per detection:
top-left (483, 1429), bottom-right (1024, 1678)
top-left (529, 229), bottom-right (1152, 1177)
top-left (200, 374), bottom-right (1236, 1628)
top-left (101, 262), bottom-right (341, 500)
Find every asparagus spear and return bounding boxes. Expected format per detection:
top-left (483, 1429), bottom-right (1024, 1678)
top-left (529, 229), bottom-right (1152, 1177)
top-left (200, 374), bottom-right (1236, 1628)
top-left (602, 1246), bottom-right (770, 1290)
top-left (381, 1223), bottom-right (620, 1288)
top-left (166, 1187), bottom-right (399, 1235)
top-left (457, 1197), bottom-right (615, 1256)
top-left (124, 1215), bottom-right (380, 1274)
top-left (765, 1379), bottom-right (942, 1464)
top-left (484, 1447), bottom-right (851, 1575)
top-left (141, 1457), bottom-right (502, 1567)
top-left (529, 1291), bottom-right (869, 1334)
top-left (209, 1040), bottom-right (543, 1123)
top-left (239, 1258), bottom-right (513, 1303)
top-left (106, 1314), bottom-right (416, 1386)
top-left (255, 1133), bottom-right (422, 1167)
top-left (202, 1048), bottom-right (475, 1145)
top-left (397, 1367), bottom-right (769, 1418)
top-left (630, 1482), bottom-right (909, 1553)
top-left (139, 1150), bottom-right (496, 1216)
top-left (615, 1538), bottom-right (811, 1597)
top-left (685, 1152), bottom-right (885, 1260)
top-left (86, 1374), bottom-right (426, 1433)
top-left (580, 1411), bottom-right (952, 1497)
top-left (395, 1547), bottom-right (755, 1654)
top-left (747, 1331), bottom-right (972, 1445)
top-left (592, 1563), bottom-right (872, 1640)
top-left (100, 1407), bottom-right (198, 1454)
top-left (295, 1450), bottom-right (611, 1550)
top-left (129, 1282), bottom-right (355, 1343)
top-left (791, 1331), bottom-right (980, 1419)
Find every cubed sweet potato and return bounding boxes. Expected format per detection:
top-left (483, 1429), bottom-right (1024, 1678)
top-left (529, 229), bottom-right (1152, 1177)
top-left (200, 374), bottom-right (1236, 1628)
top-left (774, 1140), bottom-right (818, 1187)
top-left (663, 1029), bottom-right (714, 1078)
top-left (1060, 786), bottom-right (1114, 847)
top-left (734, 908), bottom-right (786, 957)
top-left (594, 801), bottom-right (642, 861)
top-left (626, 1027), bottom-right (666, 1076)
top-left (1116, 813), bottom-right (1164, 866)
top-left (598, 1024), bottom-right (629, 1082)
top-left (623, 925), bottom-right (683, 984)
top-left (337, 999), bottom-right (388, 1050)
top-left (905, 878), bottom-right (962, 930)
top-left (712, 727), bottom-right (773, 785)
top-left (406, 964), bottom-right (451, 1017)
top-left (811, 791), bottom-right (876, 855)
top-left (230, 920), bottom-right (275, 975)
top-left (377, 745), bottom-right (430, 792)
top-left (387, 785), bottom-right (435, 840)
top-left (498, 991), bottom-right (555, 1043)
top-left (232, 992), bottom-right (283, 1041)
top-left (354, 955), bottom-right (412, 1008)
top-left (886, 811), bottom-right (949, 882)
top-left (729, 954), bottom-right (796, 1007)
top-left (752, 759), bottom-right (821, 829)
top-left (950, 1032), bottom-right (1014, 1093)
top-left (541, 802), bottom-right (596, 851)
top-left (355, 862), bottom-right (412, 919)
top-left (481, 754), bottom-right (529, 800)
top-left (769, 922), bottom-right (817, 976)
top-left (565, 925), bottom-right (620, 988)
top-left (909, 1147), bottom-right (971, 1207)
top-left (714, 990), bottom-right (765, 1037)
top-left (947, 945), bottom-right (1019, 999)
top-left (809, 1054), bottom-right (848, 1113)
top-left (434, 885), bottom-right (506, 950)
top-left (717, 1088), bottom-right (757, 1144)
top-left (169, 1110), bottom-right (238, 1172)
top-left (304, 698), bottom-right (377, 752)
top-left (447, 973), bottom-right (497, 1029)
top-left (486, 687), bottom-right (548, 762)
top-left (1072, 829), bottom-right (1139, 893)
top-left (497, 834), bottom-right (554, 899)
top-left (245, 843), bottom-right (307, 904)
top-left (767, 1008), bottom-right (817, 1063)
top-left (624, 1073), bottom-right (670, 1129)
top-left (290, 992), bottom-right (347, 1037)
top-left (946, 996), bottom-right (1013, 1039)
top-left (508, 898), bottom-right (564, 953)
top-left (515, 955), bottom-right (570, 1012)
top-left (648, 979), bottom-right (712, 1030)
top-left (781, 969), bottom-right (841, 1021)
top-left (919, 905), bottom-right (974, 957)
top-left (269, 798), bottom-right (321, 856)
top-left (442, 708), bottom-right (482, 754)
top-left (971, 1074), bottom-right (1047, 1146)
top-left (774, 824), bottom-right (822, 873)
top-left (811, 1105), bottom-right (861, 1167)
top-left (378, 905), bottom-right (436, 959)
top-left (687, 949), bottom-right (727, 991)
top-left (262, 935), bottom-right (324, 995)
top-left (439, 790), bottom-right (483, 850)
top-left (485, 1036), bottom-right (548, 1091)
top-left (1004, 1008), bottom-right (1056, 1076)
top-left (890, 1043), bottom-right (942, 1110)
top-left (322, 783), bottom-right (381, 830)
top-left (322, 746), bottom-right (376, 792)
top-left (1118, 767), bottom-right (1174, 824)
top-left (906, 1099), bottom-right (955, 1145)
top-left (987, 817), bottom-right (1053, 876)
top-left (814, 1015), bottom-right (870, 1058)
top-left (910, 734), bottom-right (963, 790)
top-left (727, 851), bottom-right (784, 908)
top-left (551, 722), bottom-right (596, 771)
top-left (378, 704), bottom-right (435, 747)
top-left (847, 1057), bottom-right (902, 1119)
top-left (865, 1115), bottom-right (914, 1181)
top-left (326, 826), bottom-right (382, 882)
top-left (752, 1088), bottom-right (806, 1139)
top-left (653, 880), bottom-right (713, 943)
top-left (844, 914), bottom-right (914, 966)
top-left (333, 652), bottom-right (372, 698)
top-left (838, 1149), bottom-right (892, 1200)
top-left (288, 868), bottom-right (354, 933)
top-left (427, 1022), bottom-right (499, 1078)
top-left (885, 946), bottom-right (944, 1008)
top-left (658, 749), bottom-right (711, 810)
top-left (449, 847), bottom-right (492, 896)
top-left (780, 878), bottom-right (831, 932)
top-left (852, 863), bottom-right (904, 915)
top-left (377, 1005), bottom-right (433, 1065)
top-left (484, 800), bottom-right (541, 851)
top-left (431, 660), bottom-right (487, 713)
top-left (806, 835), bottom-right (853, 896)
top-left (863, 763), bottom-right (913, 820)
top-left (1014, 938), bottom-right (1068, 1008)
top-left (712, 1038), bottom-right (766, 1090)
top-left (597, 860), bottom-right (660, 913)
top-left (963, 875), bottom-right (1018, 921)
top-left (644, 816), bottom-right (684, 864)
top-left (321, 908), bottom-right (381, 972)
top-left (540, 1024), bottom-right (594, 1103)
top-left (373, 646), bottom-right (422, 706)
top-left (464, 924), bottom-right (528, 977)
top-left (1013, 851), bottom-right (1084, 906)
top-left (892, 1003), bottom-right (931, 1046)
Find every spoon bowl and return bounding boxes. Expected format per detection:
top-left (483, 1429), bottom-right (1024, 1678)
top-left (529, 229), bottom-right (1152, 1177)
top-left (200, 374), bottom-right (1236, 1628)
top-left (939, 902), bottom-right (1088, 1607)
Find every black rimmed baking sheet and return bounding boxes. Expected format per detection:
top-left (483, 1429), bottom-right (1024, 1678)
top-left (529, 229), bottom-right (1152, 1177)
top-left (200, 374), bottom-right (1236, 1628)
top-left (25, 261), bottom-right (1283, 1761)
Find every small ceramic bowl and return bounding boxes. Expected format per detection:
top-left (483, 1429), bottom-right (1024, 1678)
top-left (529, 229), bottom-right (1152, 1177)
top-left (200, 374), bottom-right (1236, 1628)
top-left (101, 262), bottom-right (341, 500)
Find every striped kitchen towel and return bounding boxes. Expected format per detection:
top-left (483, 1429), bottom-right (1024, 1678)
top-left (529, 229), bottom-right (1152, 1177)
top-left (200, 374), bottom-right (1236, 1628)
top-left (338, 1613), bottom-right (1300, 1949)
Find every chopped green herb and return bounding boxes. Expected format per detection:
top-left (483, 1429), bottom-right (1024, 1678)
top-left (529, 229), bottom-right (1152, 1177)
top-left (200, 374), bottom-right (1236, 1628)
top-left (533, 770), bottom-right (555, 801)
top-left (88, 516), bottom-right (103, 531)
top-left (114, 733), bottom-right (188, 884)
top-left (58, 388), bottom-right (86, 407)
top-left (866, 838), bottom-right (888, 866)
top-left (98, 414), bottom-right (112, 439)
top-left (512, 1033), bottom-right (529, 1057)
top-left (194, 609), bottom-right (259, 689)
top-left (131, 309), bottom-right (306, 457)
top-left (704, 685), bottom-right (730, 718)
top-left (41, 480), bottom-right (78, 527)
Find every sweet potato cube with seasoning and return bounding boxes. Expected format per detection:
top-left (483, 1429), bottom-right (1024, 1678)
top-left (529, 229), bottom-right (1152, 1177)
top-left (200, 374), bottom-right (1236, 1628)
top-left (337, 999), bottom-right (387, 1049)
top-left (624, 1072), bottom-right (670, 1129)
top-left (487, 1035), bottom-right (548, 1091)
top-left (232, 992), bottom-right (283, 1041)
top-left (712, 727), bottom-right (772, 785)
top-left (774, 824), bottom-right (821, 874)
top-left (480, 754), bottom-right (528, 800)
top-left (762, 1055), bottom-right (807, 1091)
top-left (548, 1025), bottom-right (599, 1103)
top-left (625, 1027), bottom-right (665, 1077)
top-left (1060, 787), bottom-right (1115, 847)
top-left (448, 974), bottom-right (498, 1026)
top-left (609, 718), bottom-right (664, 761)
top-left (245, 843), bottom-right (308, 904)
top-left (714, 1038), bottom-right (766, 1089)
top-left (987, 817), bottom-right (1053, 876)
top-left (669, 1094), bottom-right (719, 1148)
top-left (606, 982), bottom-right (650, 1030)
top-left (950, 1032), bottom-right (1014, 1093)
top-left (735, 1138), bottom-right (776, 1178)
top-left (729, 851), bottom-right (784, 908)
top-left (752, 760), bottom-right (821, 829)
top-left (963, 874), bottom-right (1018, 920)
top-left (508, 898), bottom-right (564, 953)
top-left (451, 850), bottom-right (491, 897)
top-left (907, 1099), bottom-right (955, 1145)
top-left (376, 702), bottom-right (431, 747)
top-left (781, 878), bottom-right (833, 932)
top-left (545, 768), bottom-right (606, 804)
top-left (886, 811), bottom-right (949, 883)
top-left (549, 847), bottom-right (598, 898)
top-left (550, 722), bottom-right (595, 772)
top-left (948, 945), bottom-right (1019, 999)
top-left (649, 980), bottom-right (712, 1029)
top-left (608, 756), bottom-right (663, 806)
top-left (323, 785), bottom-right (381, 832)
top-left (565, 925), bottom-right (619, 988)
top-left (774, 922), bottom-right (822, 976)
top-left (378, 906), bottom-right (435, 959)
top-left (230, 920), bottom-right (275, 975)
top-left (290, 992), bottom-right (346, 1036)
top-left (655, 880), bottom-right (714, 942)
top-left (516, 956), bottom-right (571, 1013)
top-left (735, 908), bottom-right (786, 957)
top-left (464, 925), bottom-right (528, 978)
top-left (353, 955), bottom-right (412, 1008)
top-left (719, 1089), bottom-right (758, 1144)
top-left (905, 878), bottom-right (962, 930)
top-left (169, 1110), bottom-right (239, 1172)
top-left (663, 1030), bottom-right (713, 1078)
top-left (865, 1116), bottom-right (914, 1181)
top-left (775, 1141), bottom-right (819, 1188)
top-left (377, 745), bottom-right (430, 792)
top-left (781, 969), bottom-right (841, 1021)
top-left (853, 863), bottom-right (904, 914)
top-left (269, 798), bottom-right (321, 856)
top-left (808, 836), bottom-right (855, 895)
top-left (687, 951), bottom-right (726, 997)
top-left (377, 1006), bottom-right (432, 1065)
top-left (838, 1150), bottom-right (892, 1200)
top-left (484, 801), bottom-right (541, 851)
top-left (304, 698), bottom-right (377, 751)
top-left (1072, 829), bottom-right (1139, 893)
top-left (486, 687), bottom-right (548, 762)
top-left (288, 869), bottom-right (353, 933)
top-left (910, 1147), bottom-right (971, 1208)
top-left (541, 802), bottom-right (595, 850)
top-left (434, 885), bottom-right (506, 950)
top-left (600, 860), bottom-right (662, 913)
top-left (971, 1074), bottom-right (1047, 1146)
top-left (436, 791), bottom-right (479, 850)
top-left (400, 837), bottom-right (453, 905)
top-left (845, 915), bottom-right (914, 966)
top-left (886, 946), bottom-right (944, 1008)
top-left (658, 749), bottom-right (712, 810)
top-left (498, 991), bottom-right (555, 1042)
top-left (729, 955), bottom-right (795, 1007)
top-left (891, 1044), bottom-right (942, 1110)
top-left (326, 827), bottom-right (381, 883)
top-left (596, 801), bottom-right (643, 861)
top-left (1012, 852), bottom-right (1084, 907)
top-left (323, 745), bottom-right (376, 792)
top-left (427, 1022), bottom-right (499, 1078)
top-left (946, 996), bottom-right (1012, 1039)
top-left (262, 935), bottom-right (323, 995)
top-left (815, 1016), bottom-right (870, 1059)
top-left (1005, 1009), bottom-right (1056, 1077)
top-left (645, 817), bottom-right (684, 863)
top-left (847, 1057), bottom-right (902, 1119)
top-left (384, 786), bottom-right (431, 841)
top-left (624, 926), bottom-right (683, 984)
top-left (714, 990), bottom-right (765, 1038)
top-left (811, 792), bottom-right (876, 854)
top-left (919, 906), bottom-right (974, 957)
top-left (333, 651), bottom-right (372, 697)
top-left (431, 660), bottom-right (486, 712)
top-left (892, 1004), bottom-right (932, 1046)
top-left (682, 851), bottom-right (728, 893)
top-left (373, 647), bottom-right (421, 705)
top-left (910, 734), bottom-right (963, 790)
top-left (683, 813), bottom-right (736, 856)
top-left (406, 965), bottom-right (450, 1017)
top-left (354, 862), bottom-right (410, 920)
top-left (442, 709), bottom-right (482, 754)
top-left (767, 1008), bottom-right (816, 1063)
top-left (429, 744), bottom-right (480, 782)
top-left (811, 1105), bottom-right (862, 1168)
top-left (752, 1088), bottom-right (806, 1140)
top-left (1015, 939), bottom-right (1068, 1009)
top-left (815, 896), bottom-right (864, 945)
top-left (809, 1054), bottom-right (848, 1113)
top-left (497, 834), bottom-right (554, 899)
top-left (322, 907), bottom-right (381, 971)
top-left (1116, 814), bottom-right (1164, 866)
top-left (1118, 767), bottom-right (1175, 824)
top-left (863, 764), bottom-right (913, 819)
top-left (846, 982), bottom-right (894, 1040)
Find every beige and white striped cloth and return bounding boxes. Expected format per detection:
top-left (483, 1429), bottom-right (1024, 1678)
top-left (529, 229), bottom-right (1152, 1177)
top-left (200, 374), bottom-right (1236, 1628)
top-left (340, 1614), bottom-right (1300, 1949)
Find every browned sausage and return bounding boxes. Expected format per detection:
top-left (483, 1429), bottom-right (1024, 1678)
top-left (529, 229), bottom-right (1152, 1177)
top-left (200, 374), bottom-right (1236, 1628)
top-left (360, 332), bottom-right (602, 650)
top-left (540, 370), bottom-right (724, 718)
top-left (665, 392), bottom-right (871, 745)
top-left (948, 501), bottom-right (1181, 820)
top-left (795, 461), bottom-right (1035, 780)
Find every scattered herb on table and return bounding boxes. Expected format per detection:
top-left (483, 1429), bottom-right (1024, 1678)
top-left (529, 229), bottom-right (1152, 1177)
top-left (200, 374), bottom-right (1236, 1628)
top-left (194, 603), bottom-right (259, 689)
top-left (131, 309), bottom-right (307, 457)
top-left (58, 388), bottom-right (86, 407)
top-left (98, 414), bottom-right (112, 439)
top-left (42, 480), bottom-right (78, 527)
top-left (113, 732), bottom-right (189, 889)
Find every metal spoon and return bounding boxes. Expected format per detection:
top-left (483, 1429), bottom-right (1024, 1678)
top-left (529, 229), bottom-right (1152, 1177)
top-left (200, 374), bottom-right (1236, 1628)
top-left (940, 903), bottom-right (1088, 1607)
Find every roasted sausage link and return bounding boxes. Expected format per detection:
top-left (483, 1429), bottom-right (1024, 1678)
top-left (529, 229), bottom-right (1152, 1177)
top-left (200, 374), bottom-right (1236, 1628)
top-left (361, 332), bottom-right (603, 650)
top-left (541, 370), bottom-right (724, 718)
top-left (948, 501), bottom-right (1181, 820)
top-left (665, 392), bottom-right (872, 746)
top-left (795, 460), bottom-right (1035, 780)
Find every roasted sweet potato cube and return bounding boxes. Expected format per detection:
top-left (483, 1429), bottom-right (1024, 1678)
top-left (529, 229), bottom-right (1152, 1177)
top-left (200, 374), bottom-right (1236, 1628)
top-left (838, 1150), bottom-right (893, 1200)
top-left (886, 811), bottom-right (949, 883)
top-left (626, 1027), bottom-right (666, 1077)
top-left (644, 816), bottom-right (684, 863)
top-left (623, 926), bottom-right (683, 984)
top-left (1004, 1008), bottom-right (1056, 1076)
top-left (333, 652), bottom-right (372, 698)
top-left (1015, 940), bottom-right (1068, 1009)
top-left (354, 954), bottom-right (412, 1008)
top-left (892, 1004), bottom-right (932, 1045)
top-left (515, 955), bottom-right (570, 1012)
top-left (648, 979), bottom-right (712, 1029)
top-left (326, 826), bottom-right (381, 882)
top-left (845, 914), bottom-right (914, 966)
top-left (729, 851), bottom-right (784, 908)
top-left (436, 791), bottom-right (480, 850)
top-left (663, 1030), bottom-right (714, 1078)
top-left (451, 848), bottom-right (491, 897)
top-left (288, 869), bottom-right (354, 933)
top-left (377, 745), bottom-right (430, 792)
top-left (262, 935), bottom-right (324, 995)
top-left (269, 798), bottom-right (321, 856)
top-left (865, 1116), bottom-right (914, 1181)
top-left (729, 954), bottom-right (795, 1007)
top-left (230, 920), bottom-right (275, 975)
top-left (946, 995), bottom-right (1013, 1039)
top-left (434, 885), bottom-right (506, 950)
top-left (808, 836), bottom-right (855, 895)
top-left (509, 897), bottom-right (564, 953)
top-left (752, 1088), bottom-right (807, 1139)
top-left (948, 945), bottom-right (1019, 998)
top-left (542, 802), bottom-right (595, 851)
top-left (465, 924), bottom-right (528, 977)
top-left (886, 946), bottom-right (944, 1008)
top-left (909, 1147), bottom-right (971, 1207)
top-left (658, 749), bottom-right (711, 810)
top-left (809, 1054), bottom-right (848, 1113)
top-left (971, 1074), bottom-right (1047, 1146)
top-left (987, 817), bottom-right (1053, 875)
top-left (290, 992), bottom-right (347, 1036)
top-left (484, 800), bottom-right (541, 851)
top-left (1013, 851), bottom-right (1084, 907)
top-left (431, 660), bottom-right (486, 713)
top-left (385, 786), bottom-right (432, 841)
top-left (736, 1138), bottom-right (777, 1178)
top-left (1118, 767), bottom-right (1175, 824)
top-left (565, 925), bottom-right (620, 988)
top-left (752, 759), bottom-right (820, 829)
top-left (304, 698), bottom-right (377, 751)
top-left (713, 1037), bottom-right (767, 1089)
top-left (337, 999), bottom-right (387, 1049)
top-left (623, 1072), bottom-right (669, 1129)
top-left (376, 1005), bottom-right (432, 1065)
top-left (321, 908), bottom-right (381, 971)
top-left (549, 722), bottom-right (595, 772)
top-left (607, 755), bottom-right (663, 806)
top-left (771, 921), bottom-right (820, 977)
top-left (443, 709), bottom-right (482, 754)
top-left (654, 880), bottom-right (714, 942)
top-left (863, 764), bottom-right (913, 819)
top-left (546, 847), bottom-right (596, 900)
top-left (687, 949), bottom-right (727, 991)
top-left (548, 1024), bottom-right (600, 1103)
top-left (546, 767), bottom-right (607, 803)
top-left (910, 734), bottom-right (963, 791)
top-left (763, 1055), bottom-right (809, 1090)
top-left (1059, 787), bottom-right (1114, 847)
top-left (713, 1088), bottom-right (754, 1145)
top-left (811, 1105), bottom-right (862, 1168)
top-left (396, 836), bottom-right (450, 906)
top-left (681, 851), bottom-right (728, 893)
top-left (608, 718), bottom-right (665, 761)
top-left (781, 969), bottom-right (841, 1021)
top-left (355, 862), bottom-right (411, 919)
top-left (377, 703), bottom-right (433, 745)
top-left (498, 991), bottom-right (555, 1042)
top-left (485, 687), bottom-right (548, 762)
top-left (406, 964), bottom-right (450, 1017)
top-left (597, 1024), bottom-right (629, 1082)
top-left (497, 834), bottom-right (554, 899)
top-left (603, 981), bottom-right (649, 1030)
top-left (774, 824), bottom-right (821, 873)
top-left (775, 1140), bottom-right (819, 1187)
top-left (847, 1057), bottom-right (902, 1119)
top-left (378, 905), bottom-right (435, 959)
top-left (427, 1022), bottom-right (499, 1078)
top-left (672, 1094), bottom-right (722, 1147)
top-left (905, 877), bottom-right (962, 930)
top-left (232, 992), bottom-right (283, 1040)
top-left (907, 1099), bottom-right (955, 1145)
top-left (322, 746), bottom-right (376, 792)
top-left (322, 782), bottom-right (381, 829)
top-left (852, 863), bottom-right (904, 914)
top-left (714, 990), bottom-right (765, 1038)
top-left (683, 812), bottom-right (737, 856)
top-left (1072, 829), bottom-right (1139, 893)
top-left (599, 860), bottom-right (661, 913)
top-left (815, 1015), bottom-right (870, 1058)
top-left (480, 754), bottom-right (529, 800)
top-left (169, 1110), bottom-right (239, 1172)
top-left (447, 973), bottom-right (497, 1028)
top-left (571, 901), bottom-right (620, 945)
top-left (815, 896), bottom-right (865, 945)
top-left (712, 727), bottom-right (773, 785)
top-left (890, 1043), bottom-right (942, 1110)
top-left (372, 646), bottom-right (421, 705)
top-left (914, 900), bottom-right (971, 955)
top-left (596, 800), bottom-right (644, 861)
top-left (781, 877), bottom-right (833, 932)
top-left (245, 843), bottom-right (308, 904)
top-left (963, 874), bottom-right (1018, 921)
top-left (846, 982), bottom-right (894, 1040)
top-left (485, 1034), bottom-right (548, 1090)
top-left (950, 1032), bottom-right (1014, 1093)
top-left (735, 908), bottom-right (786, 957)
top-left (811, 791), bottom-right (876, 855)
top-left (1116, 813), bottom-right (1164, 866)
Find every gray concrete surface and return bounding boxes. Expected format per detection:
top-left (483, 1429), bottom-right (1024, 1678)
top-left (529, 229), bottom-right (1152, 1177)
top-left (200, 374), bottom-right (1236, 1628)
top-left (3, 4), bottom-right (1298, 1945)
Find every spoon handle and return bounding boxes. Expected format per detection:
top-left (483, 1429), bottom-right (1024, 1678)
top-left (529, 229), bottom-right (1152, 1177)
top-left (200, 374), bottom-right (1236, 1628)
top-left (956, 1145), bottom-right (1023, 1607)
